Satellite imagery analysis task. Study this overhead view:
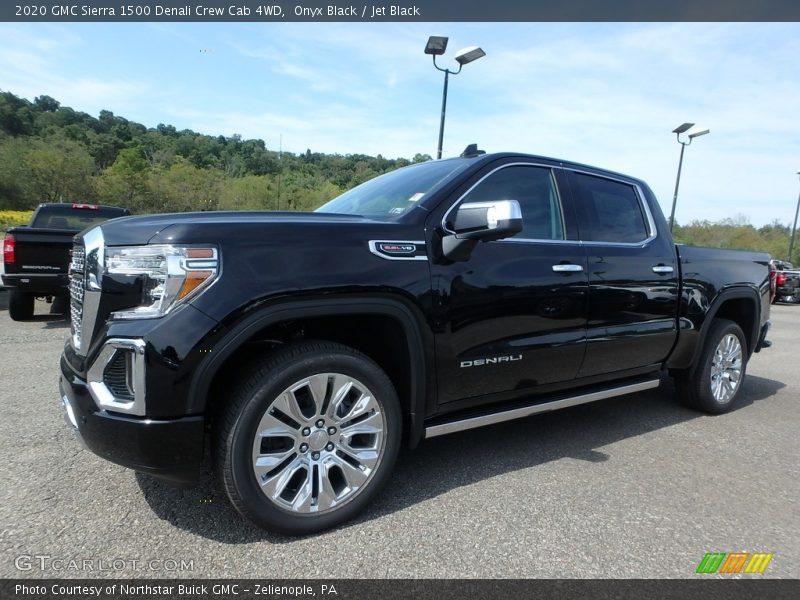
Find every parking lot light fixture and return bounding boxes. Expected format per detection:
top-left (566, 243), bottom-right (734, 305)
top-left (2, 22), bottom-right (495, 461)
top-left (788, 171), bottom-right (800, 262)
top-left (424, 36), bottom-right (449, 56)
top-left (454, 46), bottom-right (486, 65)
top-left (426, 35), bottom-right (486, 159)
top-left (668, 123), bottom-right (710, 232)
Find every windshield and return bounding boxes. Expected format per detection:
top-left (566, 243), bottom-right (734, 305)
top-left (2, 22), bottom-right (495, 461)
top-left (316, 160), bottom-right (468, 219)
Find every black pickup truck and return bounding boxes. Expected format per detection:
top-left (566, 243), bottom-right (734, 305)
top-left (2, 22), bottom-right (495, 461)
top-left (59, 150), bottom-right (772, 534)
top-left (2, 203), bottom-right (130, 320)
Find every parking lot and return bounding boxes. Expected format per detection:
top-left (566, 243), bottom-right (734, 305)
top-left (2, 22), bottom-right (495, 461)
top-left (0, 291), bottom-right (797, 579)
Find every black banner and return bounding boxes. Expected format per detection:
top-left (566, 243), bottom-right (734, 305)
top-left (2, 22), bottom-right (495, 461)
top-left (2, 0), bottom-right (800, 22)
top-left (2, 579), bottom-right (800, 600)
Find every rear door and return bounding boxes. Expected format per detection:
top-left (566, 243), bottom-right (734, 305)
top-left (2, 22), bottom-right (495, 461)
top-left (429, 160), bottom-right (589, 406)
top-left (565, 169), bottom-right (679, 377)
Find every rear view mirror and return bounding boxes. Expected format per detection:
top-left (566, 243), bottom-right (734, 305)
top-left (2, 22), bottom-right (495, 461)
top-left (442, 200), bottom-right (523, 261)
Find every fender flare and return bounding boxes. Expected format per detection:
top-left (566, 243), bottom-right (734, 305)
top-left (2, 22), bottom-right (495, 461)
top-left (686, 286), bottom-right (762, 369)
top-left (187, 295), bottom-right (431, 448)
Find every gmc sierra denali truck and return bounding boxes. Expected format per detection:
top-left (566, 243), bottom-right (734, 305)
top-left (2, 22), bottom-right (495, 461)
top-left (59, 150), bottom-right (772, 535)
top-left (2, 203), bottom-right (130, 320)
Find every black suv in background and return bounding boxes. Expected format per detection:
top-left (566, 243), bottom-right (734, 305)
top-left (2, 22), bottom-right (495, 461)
top-left (59, 151), bottom-right (771, 534)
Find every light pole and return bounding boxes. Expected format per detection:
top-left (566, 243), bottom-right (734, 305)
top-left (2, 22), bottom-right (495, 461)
top-left (425, 36), bottom-right (485, 160)
top-left (788, 171), bottom-right (800, 262)
top-left (668, 122), bottom-right (710, 232)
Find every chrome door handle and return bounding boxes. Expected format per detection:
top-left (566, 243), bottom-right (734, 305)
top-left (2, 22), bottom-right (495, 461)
top-left (552, 264), bottom-right (584, 272)
top-left (652, 265), bottom-right (674, 274)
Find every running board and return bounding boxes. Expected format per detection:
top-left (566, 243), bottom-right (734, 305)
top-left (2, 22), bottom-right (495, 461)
top-left (425, 379), bottom-right (661, 439)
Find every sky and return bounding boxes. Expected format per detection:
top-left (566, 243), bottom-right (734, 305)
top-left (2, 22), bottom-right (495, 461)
top-left (0, 21), bottom-right (798, 226)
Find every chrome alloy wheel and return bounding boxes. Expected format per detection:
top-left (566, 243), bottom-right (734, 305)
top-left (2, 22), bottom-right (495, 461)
top-left (251, 373), bottom-right (386, 514)
top-left (709, 333), bottom-right (743, 403)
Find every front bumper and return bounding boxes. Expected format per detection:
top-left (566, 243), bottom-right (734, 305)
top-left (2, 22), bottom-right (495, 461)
top-left (59, 355), bottom-right (205, 484)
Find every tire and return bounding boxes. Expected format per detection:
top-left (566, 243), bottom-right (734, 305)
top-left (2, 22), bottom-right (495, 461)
top-left (216, 340), bottom-right (401, 535)
top-left (50, 295), bottom-right (68, 315)
top-left (8, 290), bottom-right (34, 321)
top-left (675, 319), bottom-right (747, 414)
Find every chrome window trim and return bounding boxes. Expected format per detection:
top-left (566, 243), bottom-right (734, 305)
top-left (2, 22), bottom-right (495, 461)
top-left (497, 238), bottom-right (583, 246)
top-left (567, 168), bottom-right (657, 247)
top-left (368, 240), bottom-right (428, 261)
top-left (440, 163), bottom-right (658, 248)
top-left (87, 338), bottom-right (147, 416)
top-left (441, 162), bottom-right (567, 241)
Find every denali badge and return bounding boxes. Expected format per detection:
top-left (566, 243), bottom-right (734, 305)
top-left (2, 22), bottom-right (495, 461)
top-left (460, 354), bottom-right (523, 368)
top-left (379, 243), bottom-right (415, 254)
top-left (368, 240), bottom-right (427, 261)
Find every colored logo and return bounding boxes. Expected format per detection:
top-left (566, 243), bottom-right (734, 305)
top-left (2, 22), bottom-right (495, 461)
top-left (696, 552), bottom-right (773, 574)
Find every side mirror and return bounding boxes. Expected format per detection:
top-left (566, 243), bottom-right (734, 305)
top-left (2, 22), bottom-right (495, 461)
top-left (442, 200), bottom-right (523, 261)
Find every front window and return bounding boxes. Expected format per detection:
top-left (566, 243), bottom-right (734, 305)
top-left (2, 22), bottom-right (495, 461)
top-left (316, 160), bottom-right (469, 219)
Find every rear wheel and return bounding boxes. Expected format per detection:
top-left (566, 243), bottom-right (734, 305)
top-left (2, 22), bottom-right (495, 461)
top-left (675, 318), bottom-right (747, 414)
top-left (8, 290), bottom-right (34, 321)
top-left (216, 341), bottom-right (401, 535)
top-left (50, 295), bottom-right (68, 314)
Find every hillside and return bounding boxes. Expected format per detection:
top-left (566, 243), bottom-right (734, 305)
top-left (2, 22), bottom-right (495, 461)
top-left (0, 90), bottom-right (430, 214)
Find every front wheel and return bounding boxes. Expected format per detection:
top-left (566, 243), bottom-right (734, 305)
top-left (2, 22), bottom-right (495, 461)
top-left (216, 341), bottom-right (401, 535)
top-left (675, 318), bottom-right (747, 414)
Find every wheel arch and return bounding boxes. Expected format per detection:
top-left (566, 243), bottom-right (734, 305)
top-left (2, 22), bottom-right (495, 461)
top-left (687, 287), bottom-right (761, 370)
top-left (189, 294), bottom-right (432, 448)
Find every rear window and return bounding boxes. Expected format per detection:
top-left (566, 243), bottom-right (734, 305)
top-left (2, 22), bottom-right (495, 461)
top-left (31, 205), bottom-right (128, 230)
top-left (571, 173), bottom-right (650, 243)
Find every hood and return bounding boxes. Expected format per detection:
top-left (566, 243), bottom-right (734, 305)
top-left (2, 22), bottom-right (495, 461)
top-left (97, 211), bottom-right (385, 246)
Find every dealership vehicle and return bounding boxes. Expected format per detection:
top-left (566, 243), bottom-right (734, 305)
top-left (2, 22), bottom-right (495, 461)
top-left (59, 149), bottom-right (772, 534)
top-left (770, 259), bottom-right (800, 303)
top-left (2, 203), bottom-right (130, 320)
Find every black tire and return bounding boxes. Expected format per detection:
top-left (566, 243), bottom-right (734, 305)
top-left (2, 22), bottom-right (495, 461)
top-left (675, 318), bottom-right (747, 414)
top-left (50, 295), bottom-right (68, 315)
top-left (8, 290), bottom-right (34, 321)
top-left (216, 340), bottom-right (401, 535)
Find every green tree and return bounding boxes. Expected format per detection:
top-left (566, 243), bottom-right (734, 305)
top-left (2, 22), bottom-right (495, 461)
top-left (24, 136), bottom-right (96, 203)
top-left (147, 158), bottom-right (223, 212)
top-left (0, 137), bottom-right (33, 209)
top-left (96, 148), bottom-right (150, 210)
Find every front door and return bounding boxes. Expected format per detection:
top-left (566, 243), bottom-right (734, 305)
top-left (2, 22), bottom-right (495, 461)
top-left (429, 161), bottom-right (589, 405)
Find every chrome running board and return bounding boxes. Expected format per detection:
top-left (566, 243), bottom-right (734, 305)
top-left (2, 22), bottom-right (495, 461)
top-left (425, 379), bottom-right (661, 439)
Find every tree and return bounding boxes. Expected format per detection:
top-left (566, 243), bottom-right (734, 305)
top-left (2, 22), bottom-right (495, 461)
top-left (24, 136), bottom-right (96, 203)
top-left (96, 148), bottom-right (150, 210)
top-left (0, 137), bottom-right (33, 209)
top-left (147, 158), bottom-right (223, 212)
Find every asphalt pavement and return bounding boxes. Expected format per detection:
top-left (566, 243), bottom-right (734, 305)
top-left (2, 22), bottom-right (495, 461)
top-left (0, 292), bottom-right (797, 578)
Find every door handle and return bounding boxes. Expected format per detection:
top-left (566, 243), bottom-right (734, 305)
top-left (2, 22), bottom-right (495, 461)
top-left (552, 264), bottom-right (584, 272)
top-left (652, 265), bottom-right (674, 274)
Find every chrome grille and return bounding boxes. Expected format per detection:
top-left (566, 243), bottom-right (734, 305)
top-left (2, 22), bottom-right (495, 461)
top-left (69, 244), bottom-right (85, 348)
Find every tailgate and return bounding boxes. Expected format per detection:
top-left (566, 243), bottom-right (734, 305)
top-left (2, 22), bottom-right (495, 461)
top-left (5, 228), bottom-right (75, 275)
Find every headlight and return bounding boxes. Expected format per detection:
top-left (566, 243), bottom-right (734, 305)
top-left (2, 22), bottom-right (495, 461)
top-left (105, 245), bottom-right (219, 319)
